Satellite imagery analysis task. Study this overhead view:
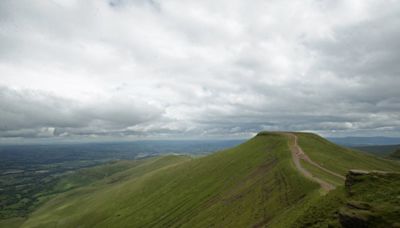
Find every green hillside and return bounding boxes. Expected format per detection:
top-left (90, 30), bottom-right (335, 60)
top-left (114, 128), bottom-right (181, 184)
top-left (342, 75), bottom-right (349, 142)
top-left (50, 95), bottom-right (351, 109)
top-left (353, 144), bottom-right (400, 158)
top-left (12, 132), bottom-right (400, 228)
top-left (391, 149), bottom-right (400, 159)
top-left (296, 133), bottom-right (400, 176)
top-left (293, 170), bottom-right (400, 227)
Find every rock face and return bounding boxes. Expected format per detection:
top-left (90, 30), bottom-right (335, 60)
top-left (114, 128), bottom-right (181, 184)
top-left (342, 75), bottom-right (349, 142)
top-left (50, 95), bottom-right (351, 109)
top-left (344, 169), bottom-right (370, 195)
top-left (341, 170), bottom-right (372, 227)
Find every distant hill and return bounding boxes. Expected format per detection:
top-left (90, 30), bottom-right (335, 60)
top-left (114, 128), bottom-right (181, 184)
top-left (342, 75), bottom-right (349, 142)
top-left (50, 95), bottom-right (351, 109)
top-left (328, 136), bottom-right (400, 146)
top-left (352, 144), bottom-right (400, 158)
top-left (4, 132), bottom-right (399, 228)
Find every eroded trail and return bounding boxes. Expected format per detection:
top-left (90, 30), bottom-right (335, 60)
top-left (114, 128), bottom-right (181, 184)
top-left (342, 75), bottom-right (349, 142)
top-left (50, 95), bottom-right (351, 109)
top-left (283, 133), bottom-right (344, 191)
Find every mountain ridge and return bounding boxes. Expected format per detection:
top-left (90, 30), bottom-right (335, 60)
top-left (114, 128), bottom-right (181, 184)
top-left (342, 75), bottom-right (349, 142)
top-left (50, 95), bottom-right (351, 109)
top-left (6, 132), bottom-right (400, 228)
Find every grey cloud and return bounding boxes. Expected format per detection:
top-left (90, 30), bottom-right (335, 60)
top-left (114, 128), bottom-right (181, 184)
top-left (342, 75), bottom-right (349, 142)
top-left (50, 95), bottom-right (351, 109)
top-left (108, 0), bottom-right (160, 9)
top-left (1, 0), bottom-right (400, 141)
top-left (0, 86), bottom-right (162, 138)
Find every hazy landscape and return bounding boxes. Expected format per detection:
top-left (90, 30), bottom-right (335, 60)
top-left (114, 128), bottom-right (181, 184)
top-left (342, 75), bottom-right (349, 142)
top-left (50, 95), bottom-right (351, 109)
top-left (1, 0), bottom-right (400, 227)
top-left (0, 139), bottom-right (244, 220)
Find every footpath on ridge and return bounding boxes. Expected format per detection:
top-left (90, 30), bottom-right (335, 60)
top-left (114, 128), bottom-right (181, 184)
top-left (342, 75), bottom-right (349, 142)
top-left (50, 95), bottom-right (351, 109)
top-left (283, 133), bottom-right (345, 191)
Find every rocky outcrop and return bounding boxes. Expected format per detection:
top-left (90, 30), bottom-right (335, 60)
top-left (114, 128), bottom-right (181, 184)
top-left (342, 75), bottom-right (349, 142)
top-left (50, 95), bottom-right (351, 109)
top-left (340, 170), bottom-right (400, 228)
top-left (338, 201), bottom-right (375, 228)
top-left (344, 169), bottom-right (369, 195)
top-left (345, 169), bottom-right (393, 195)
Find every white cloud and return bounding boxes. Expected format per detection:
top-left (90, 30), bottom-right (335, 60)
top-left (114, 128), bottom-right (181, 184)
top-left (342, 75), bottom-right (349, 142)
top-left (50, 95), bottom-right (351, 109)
top-left (1, 0), bottom-right (400, 141)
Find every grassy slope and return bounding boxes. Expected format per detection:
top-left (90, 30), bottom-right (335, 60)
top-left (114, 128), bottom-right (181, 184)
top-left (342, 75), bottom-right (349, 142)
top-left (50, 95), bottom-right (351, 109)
top-left (21, 155), bottom-right (191, 227)
top-left (21, 133), bottom-right (318, 228)
top-left (51, 157), bottom-right (186, 193)
top-left (268, 132), bottom-right (400, 227)
top-left (299, 159), bottom-right (343, 186)
top-left (271, 133), bottom-right (400, 227)
top-left (0, 217), bottom-right (26, 228)
top-left (296, 133), bottom-right (400, 177)
top-left (17, 132), bottom-right (400, 228)
top-left (0, 159), bottom-right (164, 228)
top-left (391, 149), bottom-right (400, 159)
top-left (292, 172), bottom-right (400, 227)
top-left (353, 144), bottom-right (400, 158)
top-left (52, 160), bottom-right (140, 192)
top-left (341, 172), bottom-right (400, 227)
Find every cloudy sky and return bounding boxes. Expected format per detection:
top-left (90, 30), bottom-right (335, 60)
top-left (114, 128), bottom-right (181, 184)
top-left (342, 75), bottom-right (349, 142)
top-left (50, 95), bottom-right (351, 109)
top-left (1, 0), bottom-right (400, 142)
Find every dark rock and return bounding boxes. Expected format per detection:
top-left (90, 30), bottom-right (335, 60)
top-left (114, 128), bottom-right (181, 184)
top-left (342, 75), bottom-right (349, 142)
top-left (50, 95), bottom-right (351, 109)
top-left (345, 170), bottom-right (369, 195)
top-left (338, 207), bottom-right (374, 228)
top-left (340, 170), bottom-right (400, 227)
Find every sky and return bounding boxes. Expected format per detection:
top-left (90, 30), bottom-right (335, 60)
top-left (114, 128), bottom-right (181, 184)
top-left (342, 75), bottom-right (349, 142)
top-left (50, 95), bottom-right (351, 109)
top-left (1, 0), bottom-right (400, 143)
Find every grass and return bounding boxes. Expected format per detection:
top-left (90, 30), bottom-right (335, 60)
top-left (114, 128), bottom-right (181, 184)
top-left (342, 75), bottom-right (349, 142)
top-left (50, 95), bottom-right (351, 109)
top-left (0, 217), bottom-right (26, 228)
top-left (299, 159), bottom-right (344, 186)
top-left (290, 187), bottom-right (346, 227)
top-left (353, 144), bottom-right (400, 157)
top-left (296, 133), bottom-right (400, 176)
top-left (346, 172), bottom-right (400, 226)
top-left (50, 160), bottom-right (141, 193)
top-left (13, 132), bottom-right (400, 228)
top-left (292, 171), bottom-right (400, 227)
top-left (21, 133), bottom-right (318, 228)
top-left (392, 149), bottom-right (400, 158)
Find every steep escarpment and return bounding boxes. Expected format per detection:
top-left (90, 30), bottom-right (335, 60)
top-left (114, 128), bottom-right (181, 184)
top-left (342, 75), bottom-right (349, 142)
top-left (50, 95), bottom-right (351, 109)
top-left (18, 132), bottom-right (400, 228)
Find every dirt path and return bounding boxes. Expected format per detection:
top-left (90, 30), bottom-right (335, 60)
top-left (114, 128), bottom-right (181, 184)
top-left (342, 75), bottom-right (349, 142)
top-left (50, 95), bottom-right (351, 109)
top-left (283, 133), bottom-right (344, 191)
top-left (292, 134), bottom-right (345, 180)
